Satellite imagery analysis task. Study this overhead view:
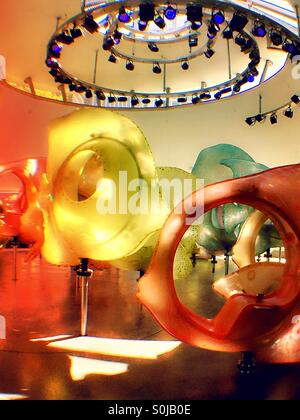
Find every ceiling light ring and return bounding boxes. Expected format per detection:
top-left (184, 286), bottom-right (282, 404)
top-left (43, 1), bottom-right (300, 110)
top-left (55, 60), bottom-right (257, 101)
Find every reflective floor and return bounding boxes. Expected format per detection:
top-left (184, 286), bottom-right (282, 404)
top-left (0, 250), bottom-right (300, 400)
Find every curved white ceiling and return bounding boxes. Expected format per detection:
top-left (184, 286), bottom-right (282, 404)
top-left (0, 0), bottom-right (299, 109)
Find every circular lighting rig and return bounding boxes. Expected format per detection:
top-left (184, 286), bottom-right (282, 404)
top-left (45, 0), bottom-right (300, 110)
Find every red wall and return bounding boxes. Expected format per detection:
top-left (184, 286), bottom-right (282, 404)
top-left (0, 83), bottom-right (74, 190)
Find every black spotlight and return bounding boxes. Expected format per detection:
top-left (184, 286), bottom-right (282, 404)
top-left (249, 67), bottom-right (259, 77)
top-left (131, 96), bottom-right (140, 107)
top-left (252, 20), bottom-right (267, 37)
top-left (290, 46), bottom-right (300, 62)
top-left (108, 95), bottom-right (116, 103)
top-left (213, 11), bottom-right (225, 25)
top-left (229, 12), bottom-right (249, 33)
top-left (70, 25), bottom-right (83, 39)
top-left (181, 61), bottom-right (189, 70)
top-left (139, 3), bottom-right (155, 22)
top-left (291, 94), bottom-right (300, 104)
top-left (153, 63), bottom-right (162, 74)
top-left (249, 49), bottom-right (261, 65)
top-left (214, 91), bottom-right (222, 100)
top-left (49, 43), bottom-right (62, 59)
top-left (155, 98), bottom-right (164, 107)
top-left (270, 113), bottom-right (278, 125)
top-left (142, 98), bottom-right (151, 105)
top-left (56, 32), bottom-right (74, 45)
top-left (255, 114), bottom-right (266, 123)
top-left (215, 87), bottom-right (232, 99)
top-left (284, 107), bottom-right (294, 118)
top-left (235, 34), bottom-right (246, 47)
top-left (187, 4), bottom-right (203, 24)
top-left (205, 48), bottom-right (215, 59)
top-left (75, 85), bottom-right (87, 94)
top-left (282, 39), bottom-right (296, 54)
top-left (269, 29), bottom-right (283, 46)
top-left (199, 93), bottom-right (212, 100)
top-left (245, 117), bottom-right (256, 126)
top-left (164, 3), bottom-right (177, 20)
top-left (54, 74), bottom-right (65, 84)
top-left (69, 83), bottom-right (77, 92)
top-left (177, 97), bottom-right (187, 103)
top-left (148, 42), bottom-right (159, 52)
top-left (95, 90), bottom-right (106, 101)
top-left (108, 54), bottom-right (117, 63)
top-left (189, 35), bottom-right (198, 48)
top-left (138, 21), bottom-right (148, 31)
top-left (126, 60), bottom-right (135, 71)
top-left (49, 68), bottom-right (59, 77)
top-left (103, 36), bottom-right (115, 51)
top-left (113, 29), bottom-right (123, 41)
top-left (62, 77), bottom-right (72, 85)
top-left (241, 39), bottom-right (254, 54)
top-left (233, 83), bottom-right (241, 93)
top-left (46, 58), bottom-right (59, 69)
top-left (118, 96), bottom-right (128, 102)
top-left (85, 89), bottom-right (93, 99)
top-left (118, 6), bottom-right (131, 23)
top-left (83, 15), bottom-right (100, 34)
top-left (154, 14), bottom-right (166, 29)
top-left (191, 21), bottom-right (202, 31)
top-left (207, 22), bottom-right (220, 39)
top-left (223, 26), bottom-right (233, 39)
top-left (192, 95), bottom-right (200, 104)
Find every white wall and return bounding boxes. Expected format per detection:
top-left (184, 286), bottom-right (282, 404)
top-left (124, 63), bottom-right (300, 171)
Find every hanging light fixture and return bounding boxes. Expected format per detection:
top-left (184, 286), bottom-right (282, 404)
top-left (164, 3), bottom-right (177, 21)
top-left (153, 63), bottom-right (162, 74)
top-left (83, 15), bottom-right (100, 34)
top-left (118, 6), bottom-right (131, 23)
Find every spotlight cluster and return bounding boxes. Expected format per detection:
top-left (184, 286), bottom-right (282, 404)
top-left (46, 2), bottom-right (300, 110)
top-left (245, 94), bottom-right (300, 126)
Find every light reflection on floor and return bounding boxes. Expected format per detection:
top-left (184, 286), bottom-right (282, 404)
top-left (1, 249), bottom-right (299, 400)
top-left (68, 356), bottom-right (128, 381)
top-left (0, 393), bottom-right (28, 400)
top-left (48, 337), bottom-right (181, 360)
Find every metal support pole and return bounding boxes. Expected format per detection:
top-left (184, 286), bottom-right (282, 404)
top-left (224, 252), bottom-right (230, 276)
top-left (191, 253), bottom-right (197, 268)
top-left (58, 84), bottom-right (67, 102)
top-left (264, 248), bottom-right (272, 262)
top-left (163, 64), bottom-right (167, 93)
top-left (211, 255), bottom-right (217, 274)
top-left (24, 77), bottom-right (36, 96)
top-left (227, 39), bottom-right (232, 80)
top-left (259, 94), bottom-right (263, 114)
top-left (11, 236), bottom-right (18, 281)
top-left (279, 246), bottom-right (282, 263)
top-left (93, 50), bottom-right (99, 84)
top-left (12, 245), bottom-right (17, 281)
top-left (81, 276), bottom-right (89, 336)
top-left (76, 258), bottom-right (93, 337)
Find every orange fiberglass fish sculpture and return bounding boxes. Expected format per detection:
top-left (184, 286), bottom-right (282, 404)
top-left (138, 164), bottom-right (300, 363)
top-left (0, 158), bottom-right (46, 258)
